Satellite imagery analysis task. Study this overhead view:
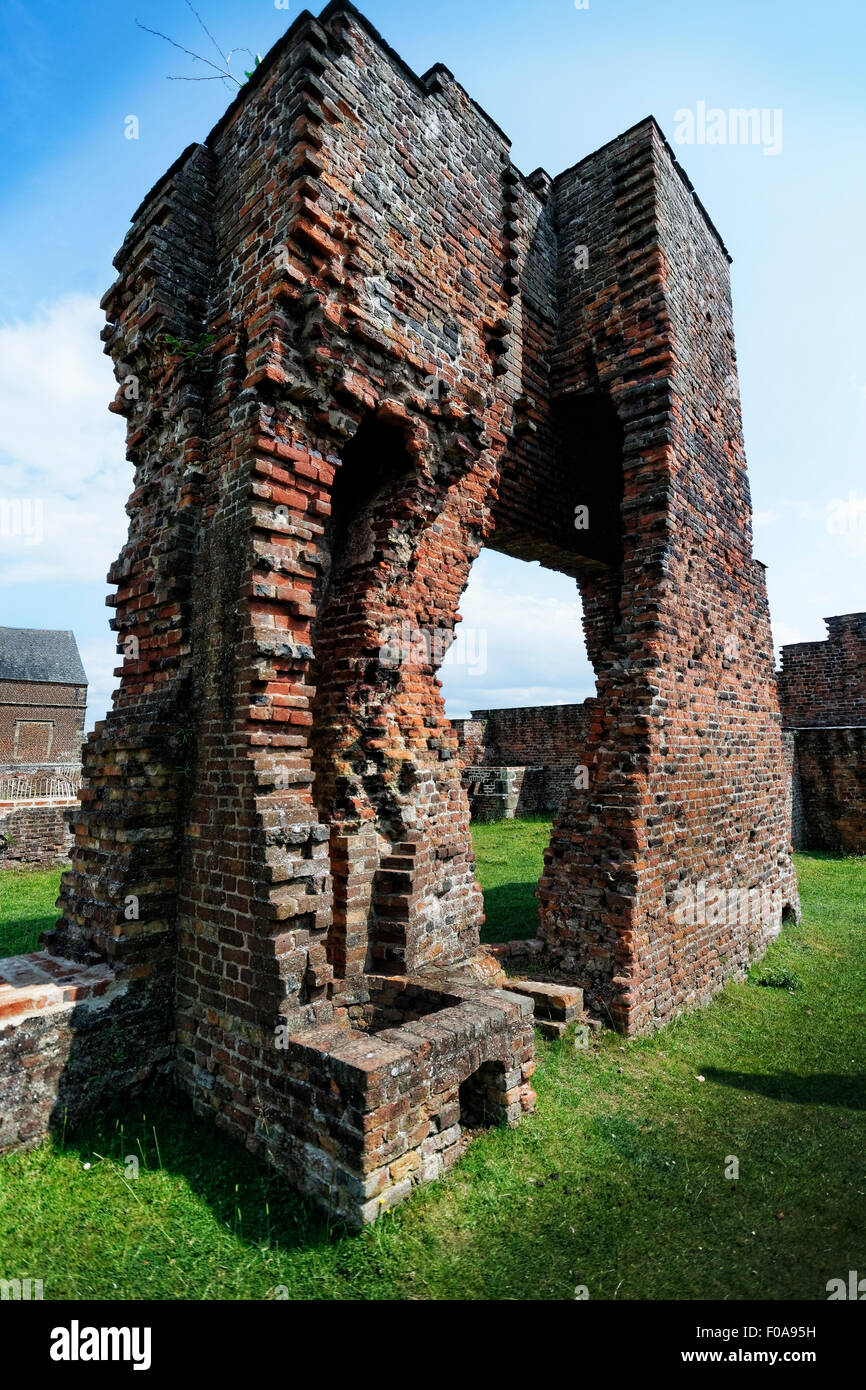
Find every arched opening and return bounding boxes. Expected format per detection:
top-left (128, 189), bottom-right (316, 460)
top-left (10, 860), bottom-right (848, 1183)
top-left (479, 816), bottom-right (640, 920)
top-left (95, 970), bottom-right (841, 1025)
top-left (553, 390), bottom-right (625, 571)
top-left (459, 1060), bottom-right (508, 1130)
top-left (310, 412), bottom-right (416, 821)
top-left (440, 549), bottom-right (594, 944)
top-left (309, 413), bottom-right (424, 979)
top-left (440, 388), bottom-right (626, 950)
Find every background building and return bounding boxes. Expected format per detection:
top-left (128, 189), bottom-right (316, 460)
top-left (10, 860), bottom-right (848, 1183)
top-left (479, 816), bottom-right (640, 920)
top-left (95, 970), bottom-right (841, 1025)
top-left (0, 627), bottom-right (87, 865)
top-left (0, 627), bottom-right (87, 772)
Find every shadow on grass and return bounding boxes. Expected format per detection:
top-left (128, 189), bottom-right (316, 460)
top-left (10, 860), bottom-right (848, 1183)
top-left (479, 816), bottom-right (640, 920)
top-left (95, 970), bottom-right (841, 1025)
top-left (0, 913), bottom-right (57, 957)
top-left (478, 882), bottom-right (540, 943)
top-left (60, 1086), bottom-right (343, 1255)
top-left (703, 1068), bottom-right (866, 1109)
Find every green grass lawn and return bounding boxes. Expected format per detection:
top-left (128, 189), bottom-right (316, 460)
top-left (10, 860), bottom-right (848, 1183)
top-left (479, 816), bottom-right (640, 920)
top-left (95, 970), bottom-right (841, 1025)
top-left (0, 836), bottom-right (864, 1300)
top-left (0, 865), bottom-right (64, 957)
top-left (473, 813), bottom-right (552, 942)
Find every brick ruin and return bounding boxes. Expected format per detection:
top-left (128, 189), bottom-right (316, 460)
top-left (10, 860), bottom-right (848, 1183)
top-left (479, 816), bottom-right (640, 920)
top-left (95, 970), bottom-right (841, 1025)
top-left (0, 1), bottom-right (799, 1224)
top-left (0, 805), bottom-right (75, 868)
top-left (778, 614), bottom-right (866, 853)
top-left (454, 703), bottom-right (591, 819)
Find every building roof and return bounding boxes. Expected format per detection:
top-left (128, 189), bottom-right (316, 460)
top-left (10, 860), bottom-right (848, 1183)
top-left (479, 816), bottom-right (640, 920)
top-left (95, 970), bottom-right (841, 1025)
top-left (0, 627), bottom-right (88, 686)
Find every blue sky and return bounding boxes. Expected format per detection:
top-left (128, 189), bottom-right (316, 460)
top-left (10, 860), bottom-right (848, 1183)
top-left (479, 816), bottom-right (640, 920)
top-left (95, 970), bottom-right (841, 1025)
top-left (1, 0), bottom-right (864, 725)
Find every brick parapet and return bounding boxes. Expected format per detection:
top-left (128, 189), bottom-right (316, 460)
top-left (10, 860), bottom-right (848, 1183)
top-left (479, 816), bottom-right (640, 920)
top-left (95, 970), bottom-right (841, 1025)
top-left (778, 614), bottom-right (866, 729)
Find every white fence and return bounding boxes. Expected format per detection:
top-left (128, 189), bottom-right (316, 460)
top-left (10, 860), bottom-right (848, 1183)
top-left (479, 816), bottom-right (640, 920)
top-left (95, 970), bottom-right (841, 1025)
top-left (0, 766), bottom-right (81, 801)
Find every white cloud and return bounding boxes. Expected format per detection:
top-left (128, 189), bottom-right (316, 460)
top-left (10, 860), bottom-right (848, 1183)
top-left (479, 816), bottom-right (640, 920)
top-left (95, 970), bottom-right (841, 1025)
top-left (771, 620), bottom-right (807, 649)
top-left (441, 556), bottom-right (596, 718)
top-left (0, 294), bottom-right (128, 585)
top-left (769, 618), bottom-right (807, 667)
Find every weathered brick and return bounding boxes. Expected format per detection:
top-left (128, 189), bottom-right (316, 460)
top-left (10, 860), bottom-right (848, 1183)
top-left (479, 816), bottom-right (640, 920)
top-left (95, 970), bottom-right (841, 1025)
top-left (0, 1), bottom-right (802, 1227)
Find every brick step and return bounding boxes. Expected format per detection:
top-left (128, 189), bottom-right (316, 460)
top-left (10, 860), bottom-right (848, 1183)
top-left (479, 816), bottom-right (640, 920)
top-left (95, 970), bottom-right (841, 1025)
top-left (376, 869), bottom-right (413, 891)
top-left (370, 921), bottom-right (407, 943)
top-left (536, 1008), bottom-right (602, 1040)
top-left (368, 944), bottom-right (406, 970)
top-left (375, 878), bottom-right (414, 900)
top-left (504, 978), bottom-right (584, 1023)
top-left (0, 951), bottom-right (115, 1024)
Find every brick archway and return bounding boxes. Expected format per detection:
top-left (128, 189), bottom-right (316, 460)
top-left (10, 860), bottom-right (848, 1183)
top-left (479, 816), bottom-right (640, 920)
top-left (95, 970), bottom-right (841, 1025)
top-left (0, 2), bottom-right (797, 1225)
top-left (308, 408), bottom-right (489, 979)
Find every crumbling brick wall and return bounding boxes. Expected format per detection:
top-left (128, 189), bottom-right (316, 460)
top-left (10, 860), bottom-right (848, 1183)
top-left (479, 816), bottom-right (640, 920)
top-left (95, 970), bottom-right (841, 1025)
top-left (0, 803), bottom-right (75, 866)
top-left (0, 0), bottom-right (798, 1221)
top-left (454, 703), bottom-right (591, 812)
top-left (52, 1), bottom-right (799, 1033)
top-left (778, 615), bottom-right (866, 852)
top-left (44, 1), bottom-right (538, 1207)
top-left (533, 121), bottom-right (799, 1029)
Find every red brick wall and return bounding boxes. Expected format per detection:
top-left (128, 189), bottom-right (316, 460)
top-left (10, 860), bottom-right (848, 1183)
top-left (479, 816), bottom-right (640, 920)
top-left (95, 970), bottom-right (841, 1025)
top-left (454, 703), bottom-right (591, 812)
top-left (0, 803), bottom-right (74, 866)
top-left (778, 614), bottom-right (866, 727)
top-left (0, 681), bottom-right (86, 766)
top-left (535, 123), bottom-right (798, 1029)
top-left (790, 728), bottom-right (866, 852)
top-left (778, 616), bottom-right (866, 852)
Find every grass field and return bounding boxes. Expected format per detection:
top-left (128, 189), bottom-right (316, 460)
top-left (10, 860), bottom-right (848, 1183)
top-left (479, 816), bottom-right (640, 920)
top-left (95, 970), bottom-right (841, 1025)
top-left (0, 866), bottom-right (63, 958)
top-left (472, 813), bottom-right (553, 942)
top-left (0, 830), bottom-right (864, 1300)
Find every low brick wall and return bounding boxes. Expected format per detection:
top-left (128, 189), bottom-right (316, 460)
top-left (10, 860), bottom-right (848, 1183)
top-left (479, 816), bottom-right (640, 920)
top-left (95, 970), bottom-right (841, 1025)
top-left (777, 614), bottom-right (866, 728)
top-left (281, 974), bottom-right (536, 1226)
top-left (453, 704), bottom-right (591, 814)
top-left (792, 728), bottom-right (866, 852)
top-left (462, 765), bottom-right (546, 820)
top-left (0, 952), bottom-right (173, 1152)
top-left (778, 616), bottom-right (866, 854)
top-left (0, 800), bottom-right (75, 866)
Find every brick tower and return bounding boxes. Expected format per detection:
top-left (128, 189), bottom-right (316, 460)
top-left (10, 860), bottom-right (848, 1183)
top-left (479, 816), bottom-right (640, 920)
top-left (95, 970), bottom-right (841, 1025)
top-left (0, 2), bottom-right (797, 1224)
